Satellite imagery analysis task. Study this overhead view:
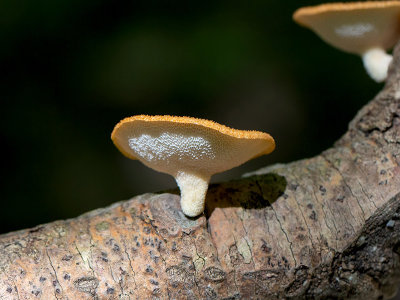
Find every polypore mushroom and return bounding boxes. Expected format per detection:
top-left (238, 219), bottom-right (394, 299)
top-left (293, 1), bottom-right (400, 82)
top-left (111, 115), bottom-right (275, 217)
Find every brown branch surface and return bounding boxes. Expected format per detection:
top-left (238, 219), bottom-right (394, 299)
top-left (2, 46), bottom-right (400, 300)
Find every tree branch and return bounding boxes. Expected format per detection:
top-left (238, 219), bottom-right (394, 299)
top-left (2, 44), bottom-right (400, 300)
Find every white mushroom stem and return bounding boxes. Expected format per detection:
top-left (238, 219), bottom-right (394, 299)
top-left (175, 171), bottom-right (210, 217)
top-left (362, 48), bottom-right (393, 82)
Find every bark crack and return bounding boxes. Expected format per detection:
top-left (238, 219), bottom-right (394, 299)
top-left (321, 154), bottom-right (358, 234)
top-left (315, 166), bottom-right (341, 245)
top-left (123, 242), bottom-right (137, 287)
top-left (74, 243), bottom-right (94, 274)
top-left (138, 213), bottom-right (168, 269)
top-left (118, 274), bottom-right (126, 299)
top-left (311, 185), bottom-right (339, 250)
top-left (255, 177), bottom-right (297, 267)
top-left (191, 235), bottom-right (205, 298)
top-left (192, 240), bottom-right (205, 270)
top-left (222, 209), bottom-right (253, 294)
top-left (109, 264), bottom-right (118, 289)
top-left (236, 210), bottom-right (256, 268)
top-left (87, 223), bottom-right (96, 277)
top-left (269, 204), bottom-right (297, 267)
top-left (190, 239), bottom-right (202, 299)
top-left (46, 249), bottom-right (63, 299)
top-left (339, 171), bottom-right (367, 221)
top-left (357, 179), bottom-right (378, 210)
top-left (295, 195), bottom-right (318, 248)
top-left (206, 219), bottom-right (221, 264)
top-left (348, 185), bottom-right (367, 221)
top-left (292, 173), bottom-right (320, 248)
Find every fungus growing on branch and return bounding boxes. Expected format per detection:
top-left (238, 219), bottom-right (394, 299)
top-left (111, 115), bottom-right (275, 217)
top-left (293, 1), bottom-right (400, 82)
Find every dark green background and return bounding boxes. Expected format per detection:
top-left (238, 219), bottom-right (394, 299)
top-left (1, 0), bottom-right (380, 233)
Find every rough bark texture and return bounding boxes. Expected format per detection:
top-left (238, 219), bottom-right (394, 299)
top-left (2, 46), bottom-right (400, 300)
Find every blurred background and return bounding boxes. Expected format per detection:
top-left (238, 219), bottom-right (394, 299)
top-left (0, 0), bottom-right (382, 234)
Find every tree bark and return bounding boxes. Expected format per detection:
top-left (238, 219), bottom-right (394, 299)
top-left (2, 46), bottom-right (400, 300)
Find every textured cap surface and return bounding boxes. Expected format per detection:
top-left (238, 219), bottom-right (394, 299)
top-left (293, 1), bottom-right (400, 54)
top-left (111, 115), bottom-right (275, 177)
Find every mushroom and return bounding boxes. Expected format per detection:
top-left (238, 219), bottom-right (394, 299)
top-left (293, 1), bottom-right (400, 82)
top-left (111, 115), bottom-right (275, 217)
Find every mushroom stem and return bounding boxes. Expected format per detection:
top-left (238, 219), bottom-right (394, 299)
top-left (362, 48), bottom-right (393, 82)
top-left (175, 171), bottom-right (210, 217)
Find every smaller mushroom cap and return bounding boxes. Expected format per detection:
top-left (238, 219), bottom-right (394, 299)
top-left (111, 115), bottom-right (275, 217)
top-left (293, 1), bottom-right (400, 54)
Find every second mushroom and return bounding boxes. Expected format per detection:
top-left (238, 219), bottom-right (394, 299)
top-left (293, 1), bottom-right (400, 82)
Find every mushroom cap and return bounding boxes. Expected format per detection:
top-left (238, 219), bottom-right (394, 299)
top-left (111, 115), bottom-right (275, 177)
top-left (293, 1), bottom-right (400, 54)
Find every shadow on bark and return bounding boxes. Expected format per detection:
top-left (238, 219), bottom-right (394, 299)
top-left (205, 173), bottom-right (287, 217)
top-left (159, 173), bottom-right (287, 219)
